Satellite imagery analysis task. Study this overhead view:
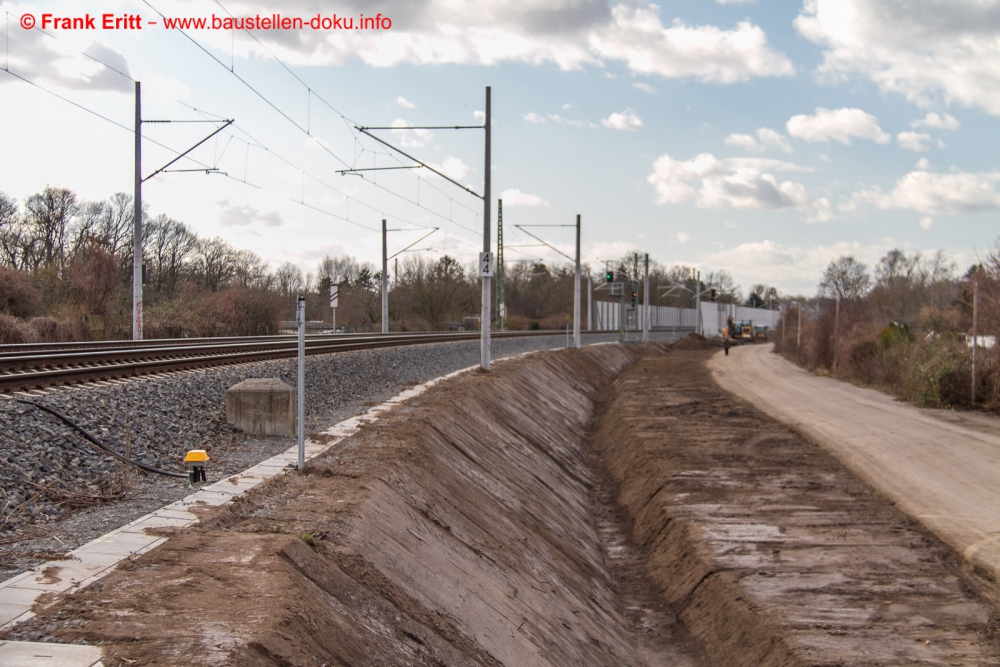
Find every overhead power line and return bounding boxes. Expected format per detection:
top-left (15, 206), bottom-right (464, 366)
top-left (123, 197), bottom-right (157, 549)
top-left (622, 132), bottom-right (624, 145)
top-left (148, 0), bottom-right (483, 236)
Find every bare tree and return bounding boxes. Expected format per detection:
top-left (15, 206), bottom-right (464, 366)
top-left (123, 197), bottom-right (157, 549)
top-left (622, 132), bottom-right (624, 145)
top-left (818, 255), bottom-right (872, 301)
top-left (23, 186), bottom-right (78, 270)
top-left (145, 215), bottom-right (197, 296)
top-left (705, 270), bottom-right (741, 304)
top-left (871, 249), bottom-right (925, 320)
top-left (275, 261), bottom-right (304, 298)
top-left (231, 249), bottom-right (270, 289)
top-left (0, 192), bottom-right (31, 270)
top-left (192, 237), bottom-right (236, 291)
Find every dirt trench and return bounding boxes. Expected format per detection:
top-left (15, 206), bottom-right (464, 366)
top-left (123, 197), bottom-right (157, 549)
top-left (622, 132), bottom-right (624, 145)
top-left (594, 347), bottom-right (1000, 666)
top-left (8, 343), bottom-right (1000, 666)
top-left (8, 345), bottom-right (704, 666)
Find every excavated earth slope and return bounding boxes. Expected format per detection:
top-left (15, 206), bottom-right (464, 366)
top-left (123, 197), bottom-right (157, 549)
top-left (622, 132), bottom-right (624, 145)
top-left (7, 343), bottom-right (1000, 666)
top-left (6, 345), bottom-right (704, 666)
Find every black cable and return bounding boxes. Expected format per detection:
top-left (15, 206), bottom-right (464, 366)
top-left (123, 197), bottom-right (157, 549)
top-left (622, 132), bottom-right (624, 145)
top-left (15, 399), bottom-right (188, 479)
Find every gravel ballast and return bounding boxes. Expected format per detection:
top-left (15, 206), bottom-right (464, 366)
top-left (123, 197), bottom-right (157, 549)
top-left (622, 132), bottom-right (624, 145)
top-left (0, 332), bottom-right (676, 578)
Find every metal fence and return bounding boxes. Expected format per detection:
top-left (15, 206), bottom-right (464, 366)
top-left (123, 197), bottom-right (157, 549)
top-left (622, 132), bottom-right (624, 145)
top-left (591, 300), bottom-right (781, 336)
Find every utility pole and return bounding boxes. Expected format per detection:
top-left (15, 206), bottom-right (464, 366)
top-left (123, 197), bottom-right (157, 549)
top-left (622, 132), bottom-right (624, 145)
top-left (642, 253), bottom-right (649, 342)
top-left (573, 214), bottom-right (581, 348)
top-left (481, 86), bottom-right (492, 370)
top-left (133, 81), bottom-right (143, 340)
top-left (129, 83), bottom-right (231, 340)
top-left (381, 219), bottom-right (388, 334)
top-left (496, 199), bottom-right (505, 331)
top-left (972, 280), bottom-right (979, 405)
top-left (587, 274), bottom-right (592, 332)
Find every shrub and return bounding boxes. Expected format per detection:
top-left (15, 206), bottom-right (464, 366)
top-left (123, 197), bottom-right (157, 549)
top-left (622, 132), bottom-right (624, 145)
top-left (878, 322), bottom-right (913, 349)
top-left (847, 339), bottom-right (880, 384)
top-left (0, 314), bottom-right (30, 343)
top-left (905, 339), bottom-right (972, 408)
top-left (56, 318), bottom-right (91, 342)
top-left (26, 316), bottom-right (60, 342)
top-left (0, 267), bottom-right (42, 318)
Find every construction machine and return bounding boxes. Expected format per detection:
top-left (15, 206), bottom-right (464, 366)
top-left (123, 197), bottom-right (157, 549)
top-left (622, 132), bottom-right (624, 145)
top-left (723, 317), bottom-right (759, 343)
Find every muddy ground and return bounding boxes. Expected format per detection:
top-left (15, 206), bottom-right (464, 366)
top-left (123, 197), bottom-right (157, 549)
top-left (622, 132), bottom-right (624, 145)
top-left (6, 343), bottom-right (1000, 666)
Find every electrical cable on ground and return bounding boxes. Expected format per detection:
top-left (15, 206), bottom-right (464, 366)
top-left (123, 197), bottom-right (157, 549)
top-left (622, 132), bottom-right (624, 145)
top-left (15, 399), bottom-right (188, 479)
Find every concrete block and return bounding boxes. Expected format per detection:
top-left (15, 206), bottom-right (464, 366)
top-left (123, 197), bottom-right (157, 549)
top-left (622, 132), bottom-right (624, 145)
top-left (226, 378), bottom-right (295, 436)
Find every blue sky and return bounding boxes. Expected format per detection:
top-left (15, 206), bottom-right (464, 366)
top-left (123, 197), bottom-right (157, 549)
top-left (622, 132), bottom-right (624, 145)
top-left (2, 0), bottom-right (999, 295)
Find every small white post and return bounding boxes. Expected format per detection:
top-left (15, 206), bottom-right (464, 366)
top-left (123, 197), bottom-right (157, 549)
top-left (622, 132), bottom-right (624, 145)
top-left (833, 295), bottom-right (840, 374)
top-left (642, 253), bottom-right (649, 342)
top-left (381, 219), bottom-right (389, 334)
top-left (573, 214), bottom-right (581, 348)
top-left (296, 296), bottom-right (305, 470)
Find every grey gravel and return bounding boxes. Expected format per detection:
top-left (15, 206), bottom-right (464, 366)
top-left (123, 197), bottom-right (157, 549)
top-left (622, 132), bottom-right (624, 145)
top-left (0, 332), bottom-right (677, 578)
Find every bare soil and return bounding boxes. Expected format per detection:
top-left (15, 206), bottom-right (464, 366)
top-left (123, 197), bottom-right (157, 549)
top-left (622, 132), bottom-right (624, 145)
top-left (4, 345), bottom-right (706, 666)
top-left (5, 343), bottom-right (1000, 666)
top-left (595, 347), bottom-right (1000, 666)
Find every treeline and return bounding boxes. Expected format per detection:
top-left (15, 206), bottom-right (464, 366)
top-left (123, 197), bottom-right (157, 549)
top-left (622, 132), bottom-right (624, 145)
top-left (775, 245), bottom-right (1000, 412)
top-left (0, 186), bottom-right (779, 342)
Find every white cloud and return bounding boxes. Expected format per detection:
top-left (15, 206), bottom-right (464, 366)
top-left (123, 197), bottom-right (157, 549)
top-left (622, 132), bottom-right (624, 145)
top-left (920, 216), bottom-right (934, 230)
top-left (704, 238), bottom-right (896, 295)
top-left (218, 202), bottom-right (284, 227)
top-left (677, 232), bottom-right (691, 243)
top-left (499, 188), bottom-right (549, 207)
top-left (915, 157), bottom-right (932, 170)
top-left (724, 127), bottom-right (792, 153)
top-left (633, 82), bottom-right (657, 94)
top-left (601, 109), bottom-right (643, 132)
top-left (0, 29), bottom-right (133, 94)
top-left (396, 96), bottom-right (415, 109)
top-left (897, 131), bottom-right (932, 152)
top-left (911, 112), bottom-right (960, 131)
top-left (849, 168), bottom-right (1000, 215)
top-left (439, 156), bottom-right (469, 181)
top-left (646, 153), bottom-right (832, 222)
top-left (390, 119), bottom-right (433, 148)
top-left (786, 107), bottom-right (890, 145)
top-left (523, 112), bottom-right (598, 128)
top-left (795, 0), bottom-right (1000, 115)
top-left (202, 2), bottom-right (791, 84)
top-left (474, 110), bottom-right (485, 122)
top-left (591, 10), bottom-right (793, 83)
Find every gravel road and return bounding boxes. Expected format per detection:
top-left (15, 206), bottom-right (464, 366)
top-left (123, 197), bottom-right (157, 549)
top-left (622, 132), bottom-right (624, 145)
top-left (0, 332), bottom-right (671, 578)
top-left (710, 343), bottom-right (1000, 583)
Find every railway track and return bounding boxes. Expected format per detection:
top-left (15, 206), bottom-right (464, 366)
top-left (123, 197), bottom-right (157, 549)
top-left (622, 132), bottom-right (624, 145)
top-left (0, 330), bottom-right (594, 394)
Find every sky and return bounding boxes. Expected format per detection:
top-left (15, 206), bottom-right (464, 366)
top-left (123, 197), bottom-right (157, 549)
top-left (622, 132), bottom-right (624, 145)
top-left (2, 0), bottom-right (1000, 296)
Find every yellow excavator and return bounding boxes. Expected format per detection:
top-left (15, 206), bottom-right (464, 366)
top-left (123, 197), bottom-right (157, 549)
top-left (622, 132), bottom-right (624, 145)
top-left (723, 316), bottom-right (767, 343)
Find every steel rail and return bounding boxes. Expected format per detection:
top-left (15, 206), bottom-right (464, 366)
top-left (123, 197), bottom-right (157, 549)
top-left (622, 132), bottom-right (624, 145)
top-left (0, 330), bottom-right (597, 394)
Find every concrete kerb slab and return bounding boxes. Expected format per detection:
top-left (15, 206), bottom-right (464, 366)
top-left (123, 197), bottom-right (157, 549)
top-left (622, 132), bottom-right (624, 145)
top-left (0, 639), bottom-right (103, 666)
top-left (0, 346), bottom-right (562, 661)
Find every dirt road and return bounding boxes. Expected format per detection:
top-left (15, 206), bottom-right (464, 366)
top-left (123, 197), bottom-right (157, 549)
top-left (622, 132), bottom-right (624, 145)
top-left (710, 343), bottom-right (1000, 583)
